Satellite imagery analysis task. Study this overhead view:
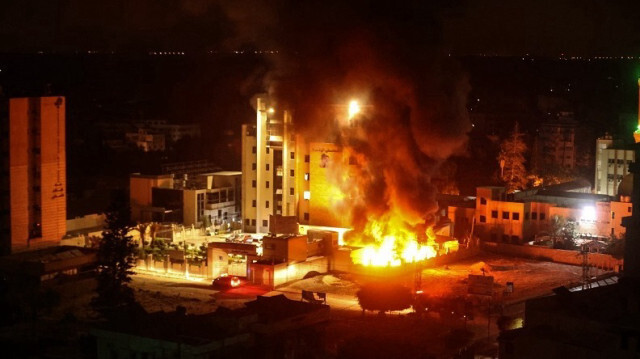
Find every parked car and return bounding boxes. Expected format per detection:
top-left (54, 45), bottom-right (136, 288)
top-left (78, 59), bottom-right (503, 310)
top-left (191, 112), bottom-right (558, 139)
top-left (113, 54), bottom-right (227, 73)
top-left (212, 274), bottom-right (242, 289)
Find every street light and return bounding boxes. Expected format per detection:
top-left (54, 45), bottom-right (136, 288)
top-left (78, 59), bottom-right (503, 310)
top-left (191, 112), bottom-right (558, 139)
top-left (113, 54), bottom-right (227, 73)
top-left (348, 100), bottom-right (360, 119)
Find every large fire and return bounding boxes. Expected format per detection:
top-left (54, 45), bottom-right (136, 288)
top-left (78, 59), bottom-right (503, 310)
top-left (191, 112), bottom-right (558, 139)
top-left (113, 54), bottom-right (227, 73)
top-left (349, 220), bottom-right (439, 267)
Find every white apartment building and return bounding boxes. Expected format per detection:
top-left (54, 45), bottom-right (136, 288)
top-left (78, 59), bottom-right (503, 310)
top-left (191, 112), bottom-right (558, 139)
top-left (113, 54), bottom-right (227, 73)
top-left (241, 96), bottom-right (297, 233)
top-left (595, 135), bottom-right (635, 196)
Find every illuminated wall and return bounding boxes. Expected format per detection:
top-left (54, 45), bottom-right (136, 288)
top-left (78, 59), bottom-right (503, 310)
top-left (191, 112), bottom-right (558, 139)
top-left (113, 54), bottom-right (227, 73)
top-left (308, 142), bottom-right (344, 227)
top-left (9, 97), bottom-right (66, 252)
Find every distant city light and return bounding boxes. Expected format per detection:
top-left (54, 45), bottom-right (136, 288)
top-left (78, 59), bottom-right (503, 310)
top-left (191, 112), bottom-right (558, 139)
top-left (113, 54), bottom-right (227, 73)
top-left (268, 107), bottom-right (275, 114)
top-left (348, 100), bottom-right (360, 119)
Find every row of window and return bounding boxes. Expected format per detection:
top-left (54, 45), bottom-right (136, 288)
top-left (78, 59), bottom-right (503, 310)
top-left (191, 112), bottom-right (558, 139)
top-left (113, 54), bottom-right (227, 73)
top-left (249, 146), bottom-right (311, 163)
top-left (243, 213), bottom-right (310, 227)
top-left (607, 159), bottom-right (632, 165)
top-left (479, 211), bottom-right (546, 223)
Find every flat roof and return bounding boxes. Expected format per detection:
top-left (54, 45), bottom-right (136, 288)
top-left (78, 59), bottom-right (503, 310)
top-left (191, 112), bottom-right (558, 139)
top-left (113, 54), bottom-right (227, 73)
top-left (200, 171), bottom-right (242, 176)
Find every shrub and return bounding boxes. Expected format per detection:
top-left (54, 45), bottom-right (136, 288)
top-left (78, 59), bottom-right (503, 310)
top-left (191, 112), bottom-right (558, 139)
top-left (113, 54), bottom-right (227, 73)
top-left (357, 282), bottom-right (413, 313)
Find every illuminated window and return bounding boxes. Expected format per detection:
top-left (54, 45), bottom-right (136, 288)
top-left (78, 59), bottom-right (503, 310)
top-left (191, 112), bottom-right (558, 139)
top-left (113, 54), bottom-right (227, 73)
top-left (304, 173), bottom-right (310, 181)
top-left (303, 191), bottom-right (311, 200)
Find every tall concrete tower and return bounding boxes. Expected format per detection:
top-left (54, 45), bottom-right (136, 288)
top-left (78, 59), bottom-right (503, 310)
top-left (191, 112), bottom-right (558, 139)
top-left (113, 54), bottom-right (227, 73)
top-left (241, 95), bottom-right (297, 233)
top-left (9, 97), bottom-right (66, 252)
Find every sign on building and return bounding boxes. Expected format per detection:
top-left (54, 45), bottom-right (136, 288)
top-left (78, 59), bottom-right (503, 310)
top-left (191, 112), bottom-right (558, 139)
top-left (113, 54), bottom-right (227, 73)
top-left (468, 274), bottom-right (494, 296)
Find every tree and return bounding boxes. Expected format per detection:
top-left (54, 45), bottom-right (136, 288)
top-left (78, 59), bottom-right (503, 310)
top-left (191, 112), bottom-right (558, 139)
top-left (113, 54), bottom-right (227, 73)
top-left (498, 123), bottom-right (528, 193)
top-left (550, 215), bottom-right (578, 249)
top-left (356, 283), bottom-right (413, 314)
top-left (135, 222), bottom-right (149, 248)
top-left (92, 195), bottom-right (136, 315)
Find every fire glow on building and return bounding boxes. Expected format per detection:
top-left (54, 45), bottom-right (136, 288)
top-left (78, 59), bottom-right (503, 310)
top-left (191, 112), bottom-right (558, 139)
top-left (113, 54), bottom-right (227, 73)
top-left (307, 99), bottom-right (461, 268)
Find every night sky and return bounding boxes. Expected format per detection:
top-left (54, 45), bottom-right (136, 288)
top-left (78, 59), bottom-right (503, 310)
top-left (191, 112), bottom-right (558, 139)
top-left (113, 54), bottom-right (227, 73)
top-left (1, 0), bottom-right (640, 56)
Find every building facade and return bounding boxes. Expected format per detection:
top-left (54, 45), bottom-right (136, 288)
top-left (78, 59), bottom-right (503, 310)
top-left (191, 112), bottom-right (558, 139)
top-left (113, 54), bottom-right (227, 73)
top-left (130, 172), bottom-right (241, 228)
top-left (241, 96), bottom-right (297, 233)
top-left (595, 135), bottom-right (635, 196)
top-left (471, 186), bottom-right (632, 243)
top-left (534, 114), bottom-right (577, 170)
top-left (8, 97), bottom-right (66, 253)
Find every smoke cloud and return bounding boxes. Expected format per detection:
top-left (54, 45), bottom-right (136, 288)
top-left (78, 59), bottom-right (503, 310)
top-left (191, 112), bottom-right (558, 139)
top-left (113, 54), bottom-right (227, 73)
top-left (218, 0), bottom-right (471, 233)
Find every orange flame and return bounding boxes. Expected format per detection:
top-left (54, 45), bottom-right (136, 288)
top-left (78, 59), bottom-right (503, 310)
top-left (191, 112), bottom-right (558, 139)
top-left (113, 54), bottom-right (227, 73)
top-left (350, 219), bottom-right (438, 267)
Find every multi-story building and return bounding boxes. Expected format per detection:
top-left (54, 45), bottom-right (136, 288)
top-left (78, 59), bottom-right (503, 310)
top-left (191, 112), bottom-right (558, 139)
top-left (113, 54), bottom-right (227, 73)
top-left (6, 97), bottom-right (66, 253)
top-left (241, 96), bottom-right (352, 233)
top-left (533, 113), bottom-right (577, 170)
top-left (124, 128), bottom-right (165, 152)
top-left (470, 184), bottom-right (631, 243)
top-left (241, 96), bottom-right (297, 233)
top-left (130, 171), bottom-right (241, 228)
top-left (595, 135), bottom-right (635, 196)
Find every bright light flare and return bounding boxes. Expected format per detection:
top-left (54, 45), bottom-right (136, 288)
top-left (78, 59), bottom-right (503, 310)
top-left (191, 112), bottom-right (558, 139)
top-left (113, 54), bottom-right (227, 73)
top-left (581, 206), bottom-right (596, 221)
top-left (348, 100), bottom-right (361, 119)
top-left (267, 107), bottom-right (275, 114)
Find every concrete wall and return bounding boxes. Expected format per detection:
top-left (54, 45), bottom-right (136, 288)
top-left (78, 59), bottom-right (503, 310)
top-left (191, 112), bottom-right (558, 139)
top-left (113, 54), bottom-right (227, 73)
top-left (482, 242), bottom-right (622, 270)
top-left (249, 256), bottom-right (329, 288)
top-left (10, 97), bottom-right (66, 252)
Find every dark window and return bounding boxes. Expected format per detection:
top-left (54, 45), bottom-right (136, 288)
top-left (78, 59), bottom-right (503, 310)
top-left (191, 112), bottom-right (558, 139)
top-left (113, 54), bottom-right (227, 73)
top-left (245, 219), bottom-right (250, 226)
top-left (252, 163), bottom-right (256, 170)
top-left (263, 220), bottom-right (268, 227)
top-left (305, 155), bottom-right (310, 162)
top-left (525, 212), bottom-right (529, 220)
top-left (266, 147), bottom-right (270, 154)
top-left (290, 169), bottom-right (294, 177)
top-left (511, 235), bottom-right (519, 243)
top-left (480, 197), bottom-right (487, 205)
top-left (252, 180), bottom-right (256, 188)
top-left (290, 188), bottom-right (294, 195)
top-left (540, 213), bottom-right (546, 220)
top-left (502, 211), bottom-right (510, 220)
top-left (491, 210), bottom-right (498, 219)
top-left (532, 212), bottom-right (538, 220)
top-left (304, 212), bottom-right (309, 220)
top-left (479, 215), bottom-right (486, 223)
top-left (612, 212), bottom-right (616, 219)
top-left (266, 164), bottom-right (270, 171)
top-left (629, 207), bottom-right (632, 213)
top-left (252, 200), bottom-right (256, 207)
top-left (266, 181), bottom-right (269, 188)
top-left (513, 212), bottom-right (520, 220)
top-left (290, 152), bottom-right (295, 160)
top-left (252, 146), bottom-right (256, 154)
top-left (502, 234), bottom-right (509, 242)
top-left (251, 219), bottom-right (256, 226)
top-left (265, 201), bottom-right (269, 208)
